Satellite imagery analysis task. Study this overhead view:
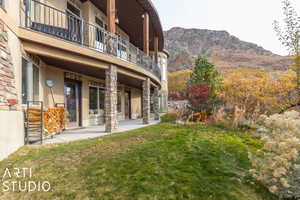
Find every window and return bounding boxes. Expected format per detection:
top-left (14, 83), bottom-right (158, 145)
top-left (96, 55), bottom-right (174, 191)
top-left (0, 0), bottom-right (4, 9)
top-left (89, 87), bottom-right (105, 115)
top-left (99, 89), bottom-right (105, 110)
top-left (67, 2), bottom-right (80, 17)
top-left (89, 87), bottom-right (98, 114)
top-left (95, 17), bottom-right (105, 43)
top-left (22, 58), bottom-right (40, 104)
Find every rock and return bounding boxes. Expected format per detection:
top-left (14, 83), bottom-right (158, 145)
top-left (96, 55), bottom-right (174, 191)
top-left (164, 27), bottom-right (292, 72)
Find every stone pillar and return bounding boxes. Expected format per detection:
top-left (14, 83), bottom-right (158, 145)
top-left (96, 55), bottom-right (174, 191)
top-left (105, 65), bottom-right (118, 132)
top-left (142, 78), bottom-right (150, 124)
top-left (153, 87), bottom-right (160, 120)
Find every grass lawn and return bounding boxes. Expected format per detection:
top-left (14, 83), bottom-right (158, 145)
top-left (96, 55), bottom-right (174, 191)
top-left (0, 123), bottom-right (276, 200)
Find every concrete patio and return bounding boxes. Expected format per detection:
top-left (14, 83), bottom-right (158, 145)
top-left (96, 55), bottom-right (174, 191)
top-left (42, 119), bottom-right (160, 145)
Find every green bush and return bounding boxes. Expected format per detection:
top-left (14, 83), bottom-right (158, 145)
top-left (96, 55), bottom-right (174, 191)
top-left (161, 111), bottom-right (178, 123)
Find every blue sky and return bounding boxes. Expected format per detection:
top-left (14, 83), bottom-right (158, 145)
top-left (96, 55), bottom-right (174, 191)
top-left (152, 0), bottom-right (300, 56)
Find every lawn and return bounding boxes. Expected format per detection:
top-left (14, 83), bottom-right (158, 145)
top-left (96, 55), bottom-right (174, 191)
top-left (0, 123), bottom-right (276, 200)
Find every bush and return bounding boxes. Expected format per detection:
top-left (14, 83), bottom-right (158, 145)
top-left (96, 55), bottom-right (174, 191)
top-left (161, 111), bottom-right (178, 123)
top-left (249, 111), bottom-right (300, 199)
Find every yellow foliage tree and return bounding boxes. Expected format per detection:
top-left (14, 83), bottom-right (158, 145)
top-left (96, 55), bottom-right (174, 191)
top-left (221, 68), bottom-right (297, 117)
top-left (168, 69), bottom-right (191, 95)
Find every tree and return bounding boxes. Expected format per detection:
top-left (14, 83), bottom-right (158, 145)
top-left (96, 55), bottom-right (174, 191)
top-left (274, 0), bottom-right (300, 97)
top-left (168, 69), bottom-right (191, 99)
top-left (189, 55), bottom-right (222, 97)
top-left (187, 55), bottom-right (223, 113)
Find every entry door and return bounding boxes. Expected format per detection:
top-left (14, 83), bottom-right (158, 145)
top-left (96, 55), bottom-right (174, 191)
top-left (125, 91), bottom-right (131, 119)
top-left (64, 79), bottom-right (82, 128)
top-left (67, 2), bottom-right (82, 43)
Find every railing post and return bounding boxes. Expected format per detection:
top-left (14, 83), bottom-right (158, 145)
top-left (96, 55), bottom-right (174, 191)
top-left (81, 19), bottom-right (84, 45)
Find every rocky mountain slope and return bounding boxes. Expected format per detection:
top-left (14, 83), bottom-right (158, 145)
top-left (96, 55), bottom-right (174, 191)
top-left (165, 27), bottom-right (291, 72)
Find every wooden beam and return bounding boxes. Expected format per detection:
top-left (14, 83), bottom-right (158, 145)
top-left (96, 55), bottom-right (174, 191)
top-left (154, 37), bottom-right (159, 64)
top-left (107, 0), bottom-right (116, 34)
top-left (143, 12), bottom-right (149, 55)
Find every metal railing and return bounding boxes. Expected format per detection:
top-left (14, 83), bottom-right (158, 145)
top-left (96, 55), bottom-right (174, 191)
top-left (22, 0), bottom-right (161, 80)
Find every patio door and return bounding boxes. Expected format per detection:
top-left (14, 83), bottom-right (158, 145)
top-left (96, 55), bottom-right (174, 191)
top-left (64, 79), bottom-right (82, 128)
top-left (66, 2), bottom-right (82, 43)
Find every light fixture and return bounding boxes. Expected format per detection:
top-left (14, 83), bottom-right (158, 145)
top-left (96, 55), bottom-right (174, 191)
top-left (114, 9), bottom-right (119, 24)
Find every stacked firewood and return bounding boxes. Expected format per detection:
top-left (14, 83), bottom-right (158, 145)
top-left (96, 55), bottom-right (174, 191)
top-left (43, 107), bottom-right (66, 137)
top-left (26, 107), bottom-right (43, 133)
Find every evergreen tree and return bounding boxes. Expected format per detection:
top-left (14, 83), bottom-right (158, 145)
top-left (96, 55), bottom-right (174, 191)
top-left (190, 55), bottom-right (222, 97)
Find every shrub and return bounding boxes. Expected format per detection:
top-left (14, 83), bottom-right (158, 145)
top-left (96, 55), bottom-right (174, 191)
top-left (161, 111), bottom-right (179, 123)
top-left (169, 92), bottom-right (186, 101)
top-left (249, 111), bottom-right (300, 199)
top-left (186, 83), bottom-right (210, 110)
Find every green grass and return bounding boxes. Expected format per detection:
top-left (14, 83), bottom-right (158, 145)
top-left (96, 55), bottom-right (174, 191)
top-left (0, 123), bottom-right (276, 200)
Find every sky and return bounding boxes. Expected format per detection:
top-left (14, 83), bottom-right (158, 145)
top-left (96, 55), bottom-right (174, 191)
top-left (151, 0), bottom-right (300, 56)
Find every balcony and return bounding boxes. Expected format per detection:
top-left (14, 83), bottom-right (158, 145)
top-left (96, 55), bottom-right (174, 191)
top-left (22, 0), bottom-right (161, 80)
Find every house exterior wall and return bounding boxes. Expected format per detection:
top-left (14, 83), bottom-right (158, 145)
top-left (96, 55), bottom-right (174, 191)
top-left (0, 3), bottom-right (24, 161)
top-left (36, 62), bottom-right (142, 126)
top-left (0, 111), bottom-right (24, 161)
top-left (0, 0), bottom-right (165, 160)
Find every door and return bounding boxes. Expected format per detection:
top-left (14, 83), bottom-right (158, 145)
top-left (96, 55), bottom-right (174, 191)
top-left (67, 2), bottom-right (82, 43)
top-left (125, 91), bottom-right (131, 119)
top-left (64, 79), bottom-right (82, 128)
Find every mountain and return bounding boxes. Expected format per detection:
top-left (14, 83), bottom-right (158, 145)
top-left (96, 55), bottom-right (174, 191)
top-left (164, 27), bottom-right (291, 72)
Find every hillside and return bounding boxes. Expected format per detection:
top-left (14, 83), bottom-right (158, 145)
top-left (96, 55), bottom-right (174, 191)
top-left (165, 27), bottom-right (291, 72)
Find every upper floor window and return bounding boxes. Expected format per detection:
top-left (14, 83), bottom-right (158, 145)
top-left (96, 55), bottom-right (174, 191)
top-left (67, 2), bottom-right (80, 17)
top-left (0, 0), bottom-right (5, 9)
top-left (95, 17), bottom-right (106, 43)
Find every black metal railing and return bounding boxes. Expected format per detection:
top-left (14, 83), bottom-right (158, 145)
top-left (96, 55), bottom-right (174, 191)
top-left (22, 0), bottom-right (161, 80)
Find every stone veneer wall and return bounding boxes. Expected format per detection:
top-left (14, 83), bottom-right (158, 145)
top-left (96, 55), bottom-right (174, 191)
top-left (142, 78), bottom-right (150, 124)
top-left (105, 64), bottom-right (118, 132)
top-left (0, 20), bottom-right (17, 110)
top-left (153, 87), bottom-right (160, 120)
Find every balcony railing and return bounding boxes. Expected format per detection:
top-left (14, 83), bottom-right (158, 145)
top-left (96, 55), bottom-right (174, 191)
top-left (22, 0), bottom-right (161, 80)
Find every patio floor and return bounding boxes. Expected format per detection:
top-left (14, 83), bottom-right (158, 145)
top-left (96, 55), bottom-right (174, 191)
top-left (42, 119), bottom-right (160, 145)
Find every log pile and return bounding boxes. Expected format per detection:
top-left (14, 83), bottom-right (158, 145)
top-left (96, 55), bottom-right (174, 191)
top-left (43, 107), bottom-right (66, 137)
top-left (26, 107), bottom-right (43, 133)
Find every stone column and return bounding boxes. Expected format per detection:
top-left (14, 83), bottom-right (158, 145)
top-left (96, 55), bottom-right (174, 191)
top-left (105, 65), bottom-right (118, 132)
top-left (153, 87), bottom-right (160, 120)
top-left (142, 78), bottom-right (150, 124)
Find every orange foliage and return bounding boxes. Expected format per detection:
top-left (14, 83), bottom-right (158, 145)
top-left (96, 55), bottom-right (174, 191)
top-left (221, 68), bottom-right (297, 116)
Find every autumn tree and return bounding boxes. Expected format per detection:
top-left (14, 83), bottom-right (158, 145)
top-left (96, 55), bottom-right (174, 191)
top-left (187, 55), bottom-right (223, 113)
top-left (190, 55), bottom-right (222, 97)
top-left (274, 0), bottom-right (300, 97)
top-left (168, 69), bottom-right (191, 100)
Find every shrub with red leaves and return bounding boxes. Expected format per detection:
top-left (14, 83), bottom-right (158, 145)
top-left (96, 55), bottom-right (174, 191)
top-left (169, 92), bottom-right (186, 101)
top-left (186, 83), bottom-right (211, 111)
